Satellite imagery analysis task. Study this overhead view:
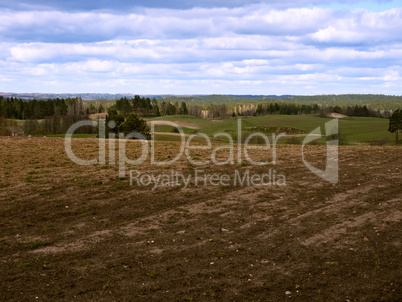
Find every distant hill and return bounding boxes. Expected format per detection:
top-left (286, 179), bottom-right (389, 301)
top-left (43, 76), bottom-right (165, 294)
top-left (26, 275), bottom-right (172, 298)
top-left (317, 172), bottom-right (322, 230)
top-left (0, 92), bottom-right (169, 100)
top-left (226, 95), bottom-right (295, 98)
top-left (1, 92), bottom-right (401, 111)
top-left (0, 92), bottom-right (295, 100)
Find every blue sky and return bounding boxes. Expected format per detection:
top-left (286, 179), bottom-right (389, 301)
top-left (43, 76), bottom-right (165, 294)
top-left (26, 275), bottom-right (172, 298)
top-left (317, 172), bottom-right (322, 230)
top-left (0, 0), bottom-right (401, 95)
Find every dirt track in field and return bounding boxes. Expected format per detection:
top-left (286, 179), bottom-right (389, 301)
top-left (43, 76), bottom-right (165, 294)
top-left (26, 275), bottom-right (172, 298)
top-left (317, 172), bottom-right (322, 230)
top-left (0, 137), bottom-right (401, 301)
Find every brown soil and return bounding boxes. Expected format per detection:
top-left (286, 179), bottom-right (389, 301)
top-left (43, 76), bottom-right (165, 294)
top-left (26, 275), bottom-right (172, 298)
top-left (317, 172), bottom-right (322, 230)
top-left (328, 113), bottom-right (348, 118)
top-left (153, 132), bottom-right (192, 137)
top-left (0, 137), bottom-right (401, 301)
top-left (88, 113), bottom-right (107, 120)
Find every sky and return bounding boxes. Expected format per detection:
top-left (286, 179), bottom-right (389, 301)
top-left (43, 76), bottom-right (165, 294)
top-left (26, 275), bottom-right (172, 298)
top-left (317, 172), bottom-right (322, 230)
top-left (0, 0), bottom-right (401, 95)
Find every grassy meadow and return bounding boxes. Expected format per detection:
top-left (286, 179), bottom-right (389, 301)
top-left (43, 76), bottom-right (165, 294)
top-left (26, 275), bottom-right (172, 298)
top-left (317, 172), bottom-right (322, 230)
top-left (145, 114), bottom-right (395, 145)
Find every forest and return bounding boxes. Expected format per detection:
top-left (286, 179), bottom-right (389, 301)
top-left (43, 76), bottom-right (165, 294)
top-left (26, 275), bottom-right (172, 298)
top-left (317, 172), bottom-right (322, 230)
top-left (0, 94), bottom-right (399, 136)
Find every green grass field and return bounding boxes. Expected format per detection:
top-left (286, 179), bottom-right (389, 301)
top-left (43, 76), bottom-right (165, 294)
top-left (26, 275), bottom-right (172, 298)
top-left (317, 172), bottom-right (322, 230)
top-left (146, 114), bottom-right (396, 145)
top-left (150, 124), bottom-right (197, 135)
top-left (8, 114), bottom-right (398, 144)
top-left (144, 115), bottom-right (213, 128)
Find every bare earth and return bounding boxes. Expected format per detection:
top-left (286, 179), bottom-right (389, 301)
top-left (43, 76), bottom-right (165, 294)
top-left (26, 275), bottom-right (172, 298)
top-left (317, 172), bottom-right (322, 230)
top-left (146, 120), bottom-right (202, 129)
top-left (0, 137), bottom-right (401, 301)
top-left (328, 113), bottom-right (348, 119)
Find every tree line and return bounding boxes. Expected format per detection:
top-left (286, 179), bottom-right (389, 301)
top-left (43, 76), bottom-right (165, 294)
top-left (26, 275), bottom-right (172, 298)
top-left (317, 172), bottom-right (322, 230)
top-left (319, 104), bottom-right (386, 118)
top-left (0, 95), bottom-right (391, 122)
top-left (0, 96), bottom-right (94, 135)
top-left (161, 94), bottom-right (402, 111)
top-left (109, 96), bottom-right (189, 117)
top-left (0, 96), bottom-right (96, 119)
top-left (189, 102), bottom-right (390, 118)
top-left (0, 95), bottom-right (398, 137)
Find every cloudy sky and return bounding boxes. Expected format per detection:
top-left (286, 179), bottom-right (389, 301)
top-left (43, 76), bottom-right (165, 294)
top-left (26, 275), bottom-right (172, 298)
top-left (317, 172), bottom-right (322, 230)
top-left (0, 0), bottom-right (401, 95)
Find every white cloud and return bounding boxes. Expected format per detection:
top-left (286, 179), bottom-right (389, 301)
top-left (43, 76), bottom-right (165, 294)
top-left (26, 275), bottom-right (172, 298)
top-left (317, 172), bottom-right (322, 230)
top-left (1, 6), bottom-right (401, 44)
top-left (309, 8), bottom-right (402, 44)
top-left (0, 4), bottom-right (402, 94)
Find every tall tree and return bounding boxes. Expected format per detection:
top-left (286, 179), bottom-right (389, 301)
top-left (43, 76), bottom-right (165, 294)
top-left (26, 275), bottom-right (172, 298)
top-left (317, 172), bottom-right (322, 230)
top-left (388, 109), bottom-right (402, 143)
top-left (120, 114), bottom-right (151, 139)
top-left (166, 103), bottom-right (176, 115)
top-left (106, 109), bottom-right (125, 135)
top-left (180, 101), bottom-right (188, 115)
